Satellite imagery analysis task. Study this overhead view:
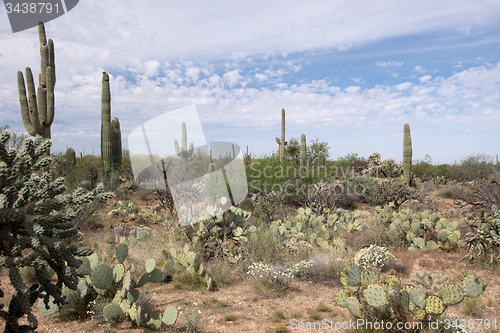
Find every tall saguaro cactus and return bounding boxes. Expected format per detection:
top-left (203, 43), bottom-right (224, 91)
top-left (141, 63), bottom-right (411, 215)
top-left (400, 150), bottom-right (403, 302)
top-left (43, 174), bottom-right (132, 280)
top-left (17, 22), bottom-right (55, 151)
top-left (101, 72), bottom-right (122, 179)
top-left (174, 122), bottom-right (194, 162)
top-left (403, 123), bottom-right (412, 186)
top-left (101, 72), bottom-right (113, 175)
top-left (300, 134), bottom-right (306, 167)
top-left (275, 108), bottom-right (287, 162)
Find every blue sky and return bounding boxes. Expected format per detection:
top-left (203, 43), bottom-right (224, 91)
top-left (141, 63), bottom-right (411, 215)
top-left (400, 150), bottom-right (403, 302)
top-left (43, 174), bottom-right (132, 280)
top-left (0, 0), bottom-right (499, 164)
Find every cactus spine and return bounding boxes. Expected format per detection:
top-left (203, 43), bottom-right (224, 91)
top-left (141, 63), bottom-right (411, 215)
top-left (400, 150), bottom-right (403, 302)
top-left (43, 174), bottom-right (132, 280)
top-left (100, 72), bottom-right (122, 178)
top-left (403, 123), bottom-right (412, 186)
top-left (174, 122), bottom-right (194, 162)
top-left (275, 108), bottom-right (286, 162)
top-left (17, 22), bottom-right (55, 151)
top-left (300, 134), bottom-right (306, 167)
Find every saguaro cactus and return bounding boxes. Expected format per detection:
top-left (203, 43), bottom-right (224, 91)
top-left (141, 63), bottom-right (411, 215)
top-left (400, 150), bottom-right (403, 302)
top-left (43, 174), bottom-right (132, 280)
top-left (403, 123), bottom-right (412, 186)
top-left (300, 134), bottom-right (306, 167)
top-left (17, 22), bottom-right (55, 150)
top-left (66, 147), bottom-right (76, 186)
top-left (275, 108), bottom-right (287, 162)
top-left (174, 122), bottom-right (194, 162)
top-left (111, 117), bottom-right (122, 171)
top-left (101, 72), bottom-right (113, 175)
top-left (318, 151), bottom-right (325, 167)
top-left (100, 72), bottom-right (122, 178)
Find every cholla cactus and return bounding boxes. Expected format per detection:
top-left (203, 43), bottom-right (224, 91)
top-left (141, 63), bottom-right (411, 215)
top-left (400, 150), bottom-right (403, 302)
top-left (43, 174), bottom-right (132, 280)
top-left (354, 245), bottom-right (395, 270)
top-left (0, 132), bottom-right (113, 332)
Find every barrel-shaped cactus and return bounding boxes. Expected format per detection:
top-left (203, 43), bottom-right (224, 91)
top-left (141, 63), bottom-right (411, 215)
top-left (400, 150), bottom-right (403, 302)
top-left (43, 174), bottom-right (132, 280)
top-left (403, 123), bottom-right (412, 186)
top-left (18, 22), bottom-right (55, 149)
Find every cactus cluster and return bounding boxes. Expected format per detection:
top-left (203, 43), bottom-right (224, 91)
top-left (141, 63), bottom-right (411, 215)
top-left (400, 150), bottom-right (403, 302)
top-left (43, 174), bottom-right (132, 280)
top-left (183, 197), bottom-right (252, 245)
top-left (100, 72), bottom-right (122, 180)
top-left (39, 232), bottom-right (178, 329)
top-left (0, 133), bottom-right (114, 332)
top-left (17, 22), bottom-right (55, 151)
top-left (373, 204), bottom-right (464, 252)
top-left (163, 243), bottom-right (216, 291)
top-left (362, 153), bottom-right (403, 178)
top-left (461, 205), bottom-right (500, 264)
top-left (336, 262), bottom-right (487, 326)
top-left (268, 207), bottom-right (361, 258)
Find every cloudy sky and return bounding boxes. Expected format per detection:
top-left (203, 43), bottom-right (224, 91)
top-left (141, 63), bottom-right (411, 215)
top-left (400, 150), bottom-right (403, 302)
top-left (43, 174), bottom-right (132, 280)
top-left (0, 0), bottom-right (499, 165)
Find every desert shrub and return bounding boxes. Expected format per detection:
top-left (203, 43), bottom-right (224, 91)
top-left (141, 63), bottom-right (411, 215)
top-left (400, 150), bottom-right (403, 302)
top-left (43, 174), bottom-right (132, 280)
top-left (246, 227), bottom-right (282, 264)
top-left (368, 179), bottom-right (422, 209)
top-left (454, 179), bottom-right (500, 212)
top-left (252, 191), bottom-right (284, 223)
top-left (353, 245), bottom-right (395, 270)
top-left (461, 207), bottom-right (500, 265)
top-left (294, 254), bottom-right (344, 285)
top-left (300, 179), bottom-right (360, 217)
top-left (285, 238), bottom-right (313, 261)
top-left (460, 153), bottom-right (494, 180)
top-left (349, 157), bottom-right (368, 174)
top-left (246, 262), bottom-right (294, 295)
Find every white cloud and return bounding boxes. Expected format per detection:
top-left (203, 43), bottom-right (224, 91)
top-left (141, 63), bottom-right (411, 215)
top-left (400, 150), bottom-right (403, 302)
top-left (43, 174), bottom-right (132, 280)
top-left (255, 73), bottom-right (268, 81)
top-left (419, 75), bottom-right (432, 82)
top-left (351, 77), bottom-right (365, 84)
top-left (396, 82), bottom-right (412, 90)
top-left (223, 69), bottom-right (243, 86)
top-left (376, 61), bottom-right (404, 67)
top-left (414, 66), bottom-right (426, 73)
top-left (345, 86), bottom-right (361, 94)
top-left (185, 66), bottom-right (201, 83)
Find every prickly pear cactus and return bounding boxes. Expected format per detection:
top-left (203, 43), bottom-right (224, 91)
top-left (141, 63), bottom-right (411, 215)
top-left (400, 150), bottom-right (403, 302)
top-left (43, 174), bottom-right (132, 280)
top-left (334, 262), bottom-right (487, 328)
